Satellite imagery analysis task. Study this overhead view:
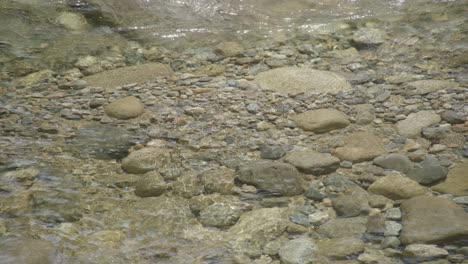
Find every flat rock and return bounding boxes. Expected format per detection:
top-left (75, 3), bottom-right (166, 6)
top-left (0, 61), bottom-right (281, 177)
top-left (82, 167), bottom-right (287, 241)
top-left (396, 111), bottom-right (441, 138)
top-left (406, 156), bottom-right (448, 185)
top-left (237, 160), bottom-right (305, 196)
top-left (368, 174), bottom-right (427, 200)
top-left (292, 108), bottom-right (350, 133)
top-left (432, 161), bottom-right (468, 196)
top-left (83, 63), bottom-right (173, 90)
top-left (408, 80), bottom-right (457, 95)
top-left (0, 237), bottom-right (55, 264)
top-left (318, 217), bottom-right (368, 239)
top-left (403, 244), bottom-right (448, 261)
top-left (332, 186), bottom-right (371, 217)
top-left (284, 150), bottom-right (340, 175)
top-left (373, 153), bottom-right (413, 173)
top-left (316, 237), bottom-right (364, 260)
top-left (400, 195), bottom-right (468, 244)
top-left (279, 236), bottom-right (317, 264)
top-left (334, 132), bottom-right (386, 162)
top-left (121, 147), bottom-right (171, 174)
top-left (254, 67), bottom-right (352, 96)
top-left (104, 96), bottom-right (144, 119)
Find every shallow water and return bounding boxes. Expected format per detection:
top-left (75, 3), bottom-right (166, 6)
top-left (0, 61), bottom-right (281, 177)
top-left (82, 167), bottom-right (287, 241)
top-left (1, 0), bottom-right (467, 263)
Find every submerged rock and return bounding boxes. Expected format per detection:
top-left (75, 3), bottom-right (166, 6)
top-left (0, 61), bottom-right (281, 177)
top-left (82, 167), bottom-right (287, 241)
top-left (121, 147), bottom-right (171, 174)
top-left (279, 236), bottom-right (317, 264)
top-left (0, 237), bottom-right (55, 264)
top-left (368, 174), bottom-right (427, 200)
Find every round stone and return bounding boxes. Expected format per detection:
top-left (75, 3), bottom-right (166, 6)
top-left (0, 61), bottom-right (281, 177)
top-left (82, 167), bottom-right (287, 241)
top-left (105, 96), bottom-right (144, 119)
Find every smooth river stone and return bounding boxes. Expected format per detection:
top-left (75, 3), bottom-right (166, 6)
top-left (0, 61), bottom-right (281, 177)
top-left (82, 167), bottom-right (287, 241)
top-left (432, 160), bottom-right (468, 196)
top-left (105, 96), bottom-right (144, 119)
top-left (292, 108), bottom-right (350, 133)
top-left (396, 110), bottom-right (441, 138)
top-left (254, 67), bottom-right (352, 96)
top-left (334, 132), bottom-right (386, 162)
top-left (368, 174), bottom-right (427, 200)
top-left (284, 150), bottom-right (340, 175)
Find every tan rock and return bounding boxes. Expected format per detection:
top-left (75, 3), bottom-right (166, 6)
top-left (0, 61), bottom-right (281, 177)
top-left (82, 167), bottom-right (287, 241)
top-left (334, 132), bottom-right (386, 162)
top-left (368, 174), bottom-right (427, 200)
top-left (432, 160), bottom-right (468, 196)
top-left (292, 108), bottom-right (350, 133)
top-left (105, 96), bottom-right (144, 119)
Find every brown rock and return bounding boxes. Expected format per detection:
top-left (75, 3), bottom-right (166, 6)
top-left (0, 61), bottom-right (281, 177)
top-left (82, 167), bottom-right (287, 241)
top-left (105, 96), bottom-right (144, 119)
top-left (292, 109), bottom-right (350, 133)
top-left (432, 161), bottom-right (468, 196)
top-left (368, 174), bottom-right (427, 200)
top-left (334, 132), bottom-right (386, 162)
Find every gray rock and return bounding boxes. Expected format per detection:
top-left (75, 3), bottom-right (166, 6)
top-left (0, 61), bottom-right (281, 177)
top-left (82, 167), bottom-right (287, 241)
top-left (292, 108), bottom-right (350, 133)
top-left (400, 195), bottom-right (468, 244)
top-left (105, 96), bottom-right (144, 119)
top-left (396, 111), bottom-right (441, 138)
top-left (318, 217), bottom-right (368, 238)
top-left (214, 41), bottom-right (244, 57)
top-left (407, 80), bottom-right (457, 95)
top-left (316, 237), bottom-right (364, 260)
top-left (237, 160), bottom-right (305, 196)
top-left (121, 147), bottom-right (171, 174)
top-left (278, 237), bottom-right (317, 264)
top-left (373, 153), bottom-right (413, 173)
top-left (403, 244), bottom-right (448, 262)
top-left (381, 236), bottom-right (401, 249)
top-left (332, 187), bottom-right (371, 217)
top-left (260, 146), bottom-right (287, 160)
top-left (433, 160), bottom-right (468, 196)
top-left (453, 196), bottom-right (468, 205)
top-left (284, 150), bottom-right (340, 175)
top-left (352, 27), bottom-right (386, 47)
top-left (254, 67), bottom-right (352, 96)
top-left (384, 221), bottom-right (402, 236)
top-left (368, 174), bottom-right (427, 200)
top-left (134, 171), bottom-right (167, 197)
top-left (422, 126), bottom-right (450, 140)
top-left (385, 208), bottom-right (402, 220)
top-left (441, 110), bottom-right (465, 124)
top-left (406, 156), bottom-right (448, 185)
top-left (355, 104), bottom-right (375, 125)
top-left (304, 187), bottom-right (325, 201)
top-left (334, 132), bottom-right (386, 162)
top-left (172, 171), bottom-right (203, 198)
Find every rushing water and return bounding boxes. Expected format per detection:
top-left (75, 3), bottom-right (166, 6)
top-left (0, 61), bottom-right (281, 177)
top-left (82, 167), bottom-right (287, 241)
top-left (1, 0), bottom-right (467, 263)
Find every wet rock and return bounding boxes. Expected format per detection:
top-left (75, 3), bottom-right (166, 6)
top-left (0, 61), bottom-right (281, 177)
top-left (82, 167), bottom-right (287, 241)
top-left (215, 41), bottom-right (244, 57)
top-left (254, 67), bottom-right (351, 96)
top-left (373, 153), bottom-right (413, 173)
top-left (432, 160), bottom-right (468, 196)
top-left (366, 213), bottom-right (386, 235)
top-left (368, 174), bottom-right (427, 200)
top-left (352, 27), bottom-right (386, 48)
top-left (1, 168), bottom-right (39, 189)
top-left (83, 63), bottom-right (173, 90)
top-left (403, 244), bottom-right (448, 262)
top-left (334, 132), bottom-right (386, 162)
top-left (260, 146), bottom-right (287, 160)
top-left (292, 108), bottom-right (350, 133)
top-left (354, 104), bottom-right (375, 125)
top-left (14, 70), bottom-right (55, 88)
top-left (406, 156), bottom-right (448, 185)
top-left (172, 171), bottom-right (203, 198)
top-left (56, 12), bottom-right (88, 31)
top-left (278, 237), bottom-right (317, 264)
top-left (384, 221), bottom-right (402, 236)
top-left (105, 96), bottom-right (144, 119)
top-left (381, 236), bottom-right (401, 249)
top-left (237, 160), bottom-right (305, 196)
top-left (194, 64), bottom-right (225, 76)
top-left (228, 208), bottom-right (289, 254)
top-left (284, 150), bottom-right (340, 175)
top-left (198, 200), bottom-right (248, 228)
top-left (396, 110), bottom-right (441, 138)
top-left (407, 80), bottom-right (457, 95)
top-left (0, 237), bottom-right (55, 264)
top-left (332, 186), bottom-right (371, 217)
top-left (134, 171), bottom-right (167, 197)
top-left (308, 211), bottom-right (330, 226)
top-left (385, 208), bottom-right (402, 221)
top-left (422, 126), bottom-right (450, 140)
top-left (316, 237), bottom-right (364, 260)
top-left (200, 167), bottom-right (235, 195)
top-left (318, 217), bottom-right (367, 239)
top-left (304, 187), bottom-right (325, 201)
top-left (0, 190), bottom-right (32, 215)
top-left (440, 110), bottom-right (465, 124)
top-left (400, 195), bottom-right (468, 244)
top-left (121, 147), bottom-right (171, 174)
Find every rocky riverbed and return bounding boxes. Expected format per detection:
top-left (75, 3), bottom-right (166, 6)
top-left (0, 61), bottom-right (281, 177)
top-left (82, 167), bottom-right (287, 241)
top-left (1, 2), bottom-right (468, 263)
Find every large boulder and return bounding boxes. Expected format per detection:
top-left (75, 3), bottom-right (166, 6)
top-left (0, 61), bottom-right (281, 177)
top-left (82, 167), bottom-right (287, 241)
top-left (292, 109), bottom-right (350, 133)
top-left (400, 195), bottom-right (468, 244)
top-left (237, 160), bottom-right (305, 196)
top-left (254, 67), bottom-right (352, 96)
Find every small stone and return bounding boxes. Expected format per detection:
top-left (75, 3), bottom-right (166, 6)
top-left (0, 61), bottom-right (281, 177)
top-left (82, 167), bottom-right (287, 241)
top-left (198, 201), bottom-right (246, 228)
top-left (121, 147), bottom-right (171, 174)
top-left (453, 196), bottom-right (468, 205)
top-left (134, 171), bottom-right (167, 197)
top-left (284, 150), bottom-right (340, 175)
top-left (260, 146), bottom-right (287, 160)
top-left (332, 187), bottom-right (371, 217)
top-left (200, 167), bottom-right (235, 195)
top-left (403, 244), bottom-right (448, 261)
top-left (352, 27), bottom-right (386, 47)
top-left (368, 174), bottom-right (427, 200)
top-left (292, 108), bottom-right (350, 133)
top-left (441, 110), bottom-right (465, 124)
top-left (334, 132), bottom-right (386, 162)
top-left (354, 104), bottom-right (375, 125)
top-left (316, 237), bottom-right (364, 260)
top-left (318, 217), bottom-right (368, 238)
top-left (396, 110), bottom-right (441, 138)
top-left (278, 237), bottom-right (317, 264)
top-left (373, 153), bottom-right (413, 173)
top-left (384, 208), bottom-right (402, 220)
top-left (215, 41), bottom-right (244, 57)
top-left (422, 126), bottom-right (450, 140)
top-left (304, 187), bottom-right (325, 201)
top-left (308, 211), bottom-right (329, 226)
top-left (381, 236), bottom-right (401, 249)
top-left (56, 12), bottom-right (88, 31)
top-left (406, 156), bottom-right (448, 185)
top-left (105, 96), bottom-right (144, 119)
top-left (384, 221), bottom-right (402, 236)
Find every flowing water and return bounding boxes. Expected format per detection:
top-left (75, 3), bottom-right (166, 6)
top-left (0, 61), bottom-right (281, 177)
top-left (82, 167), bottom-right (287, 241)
top-left (0, 0), bottom-right (467, 263)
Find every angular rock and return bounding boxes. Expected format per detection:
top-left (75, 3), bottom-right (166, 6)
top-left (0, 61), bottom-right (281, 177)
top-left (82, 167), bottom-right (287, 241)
top-left (316, 237), bottom-right (364, 260)
top-left (334, 132), bottom-right (386, 162)
top-left (368, 174), bottom-right (427, 200)
top-left (279, 237), bottom-right (317, 264)
top-left (254, 67), bottom-right (352, 96)
top-left (400, 195), bottom-right (468, 244)
top-left (237, 160), bottom-right (305, 196)
top-left (318, 217), bottom-right (368, 238)
top-left (408, 80), bottom-right (457, 95)
top-left (105, 96), bottom-right (144, 119)
top-left (373, 153), bottom-right (413, 173)
top-left (134, 171), bottom-right (167, 197)
top-left (406, 156), bottom-right (448, 185)
top-left (284, 150), bottom-right (340, 175)
top-left (83, 63), bottom-right (173, 90)
top-left (292, 108), bottom-right (350, 133)
top-left (433, 161), bottom-right (468, 196)
top-left (121, 147), bottom-right (171, 174)
top-left (396, 111), bottom-right (441, 138)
